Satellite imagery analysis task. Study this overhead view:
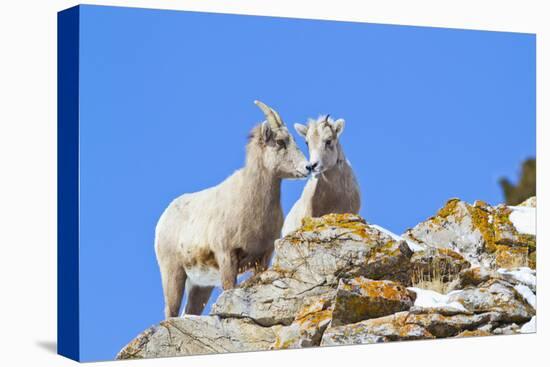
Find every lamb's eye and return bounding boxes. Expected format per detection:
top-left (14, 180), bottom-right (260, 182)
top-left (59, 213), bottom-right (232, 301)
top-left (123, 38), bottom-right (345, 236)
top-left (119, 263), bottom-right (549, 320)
top-left (305, 141), bottom-right (309, 146)
top-left (276, 140), bottom-right (287, 149)
top-left (325, 140), bottom-right (332, 147)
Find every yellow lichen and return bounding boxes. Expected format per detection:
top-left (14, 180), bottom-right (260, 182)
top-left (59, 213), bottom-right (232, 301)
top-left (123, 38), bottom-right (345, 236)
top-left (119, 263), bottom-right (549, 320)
top-left (467, 205), bottom-right (496, 253)
top-left (529, 251), bottom-right (536, 269)
top-left (435, 198), bottom-right (461, 219)
top-left (299, 213), bottom-right (371, 240)
top-left (495, 245), bottom-right (529, 268)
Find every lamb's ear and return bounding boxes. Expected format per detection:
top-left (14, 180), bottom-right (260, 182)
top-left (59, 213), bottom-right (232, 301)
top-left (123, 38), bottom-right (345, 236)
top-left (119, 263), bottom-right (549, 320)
top-left (294, 123), bottom-right (308, 138)
top-left (261, 121), bottom-right (273, 142)
top-left (333, 119), bottom-right (345, 138)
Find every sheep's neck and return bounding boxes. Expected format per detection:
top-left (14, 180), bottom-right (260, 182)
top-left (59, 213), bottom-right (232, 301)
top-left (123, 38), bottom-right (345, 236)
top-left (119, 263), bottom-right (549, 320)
top-left (310, 144), bottom-right (357, 216)
top-left (242, 157), bottom-right (282, 212)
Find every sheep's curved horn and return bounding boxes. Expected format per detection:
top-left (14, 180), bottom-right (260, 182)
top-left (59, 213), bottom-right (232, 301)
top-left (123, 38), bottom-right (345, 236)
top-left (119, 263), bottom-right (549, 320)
top-left (271, 107), bottom-right (284, 127)
top-left (254, 100), bottom-right (282, 128)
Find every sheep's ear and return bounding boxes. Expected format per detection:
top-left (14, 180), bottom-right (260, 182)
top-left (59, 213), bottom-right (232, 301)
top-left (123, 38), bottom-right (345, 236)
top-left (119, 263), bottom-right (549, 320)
top-left (333, 119), bottom-right (345, 138)
top-left (261, 121), bottom-right (273, 142)
top-left (294, 123), bottom-right (308, 138)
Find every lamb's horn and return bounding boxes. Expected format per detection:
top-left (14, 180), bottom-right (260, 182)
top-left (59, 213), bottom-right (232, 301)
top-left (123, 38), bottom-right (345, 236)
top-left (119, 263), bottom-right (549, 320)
top-left (254, 100), bottom-right (282, 128)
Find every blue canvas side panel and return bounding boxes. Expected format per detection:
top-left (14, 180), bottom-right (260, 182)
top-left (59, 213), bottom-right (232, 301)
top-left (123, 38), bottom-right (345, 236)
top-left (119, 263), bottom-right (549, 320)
top-left (58, 5), bottom-right (80, 361)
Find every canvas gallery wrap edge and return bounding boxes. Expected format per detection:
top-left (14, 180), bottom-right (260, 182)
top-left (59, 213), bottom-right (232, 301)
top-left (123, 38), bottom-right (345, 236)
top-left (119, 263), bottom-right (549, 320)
top-left (58, 4), bottom-right (536, 362)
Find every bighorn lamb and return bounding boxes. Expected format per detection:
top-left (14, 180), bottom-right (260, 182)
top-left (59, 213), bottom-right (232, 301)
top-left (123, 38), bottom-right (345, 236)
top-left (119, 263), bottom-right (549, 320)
top-left (282, 115), bottom-right (361, 236)
top-left (155, 101), bottom-right (309, 318)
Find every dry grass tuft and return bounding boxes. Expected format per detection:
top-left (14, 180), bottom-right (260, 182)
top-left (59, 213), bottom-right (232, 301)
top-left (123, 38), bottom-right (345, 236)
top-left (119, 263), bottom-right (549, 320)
top-left (410, 257), bottom-right (459, 294)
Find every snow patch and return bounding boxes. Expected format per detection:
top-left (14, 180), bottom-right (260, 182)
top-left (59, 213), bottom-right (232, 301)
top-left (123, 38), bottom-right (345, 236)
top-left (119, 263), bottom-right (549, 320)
top-left (408, 287), bottom-right (468, 313)
top-left (497, 267), bottom-right (536, 290)
top-left (514, 284), bottom-right (536, 309)
top-left (520, 316), bottom-right (536, 333)
top-left (371, 224), bottom-right (425, 252)
top-left (508, 206), bottom-right (536, 235)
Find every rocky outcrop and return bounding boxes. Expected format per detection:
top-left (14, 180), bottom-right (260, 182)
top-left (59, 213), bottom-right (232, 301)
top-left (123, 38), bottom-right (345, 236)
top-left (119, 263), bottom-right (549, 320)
top-left (403, 199), bottom-right (536, 269)
top-left (118, 198), bottom-right (536, 360)
top-left (211, 214), bottom-right (413, 328)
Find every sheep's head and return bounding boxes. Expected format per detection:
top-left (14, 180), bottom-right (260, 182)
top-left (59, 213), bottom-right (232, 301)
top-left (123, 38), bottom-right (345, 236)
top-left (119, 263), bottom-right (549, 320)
top-left (294, 115), bottom-right (345, 177)
top-left (252, 100), bottom-right (309, 179)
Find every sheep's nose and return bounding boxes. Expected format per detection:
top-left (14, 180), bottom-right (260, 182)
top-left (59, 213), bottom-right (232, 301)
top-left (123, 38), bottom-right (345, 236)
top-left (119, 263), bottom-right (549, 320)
top-left (308, 162), bottom-right (319, 172)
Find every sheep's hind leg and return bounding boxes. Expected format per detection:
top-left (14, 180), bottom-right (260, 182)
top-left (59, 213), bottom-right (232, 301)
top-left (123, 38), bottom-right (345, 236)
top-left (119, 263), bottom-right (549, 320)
top-left (184, 285), bottom-right (214, 315)
top-left (159, 261), bottom-right (187, 319)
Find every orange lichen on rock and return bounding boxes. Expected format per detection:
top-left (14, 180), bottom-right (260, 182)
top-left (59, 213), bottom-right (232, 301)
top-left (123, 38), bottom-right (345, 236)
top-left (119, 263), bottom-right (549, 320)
top-left (332, 277), bottom-right (414, 326)
top-left (467, 204), bottom-right (496, 253)
top-left (271, 295), bottom-right (333, 350)
top-left (298, 213), bottom-right (372, 240)
top-left (495, 245), bottom-right (529, 268)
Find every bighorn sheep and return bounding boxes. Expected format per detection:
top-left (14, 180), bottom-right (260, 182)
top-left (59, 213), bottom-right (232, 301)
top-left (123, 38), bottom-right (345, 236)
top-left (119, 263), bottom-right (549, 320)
top-left (155, 101), bottom-right (309, 318)
top-left (282, 115), bottom-right (361, 236)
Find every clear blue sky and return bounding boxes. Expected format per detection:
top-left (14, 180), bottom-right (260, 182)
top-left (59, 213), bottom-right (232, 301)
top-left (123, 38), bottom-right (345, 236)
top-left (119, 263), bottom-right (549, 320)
top-left (77, 5), bottom-right (535, 361)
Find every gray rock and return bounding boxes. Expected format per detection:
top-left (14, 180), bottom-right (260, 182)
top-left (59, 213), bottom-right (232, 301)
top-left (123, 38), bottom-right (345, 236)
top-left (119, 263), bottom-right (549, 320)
top-left (116, 316), bottom-right (276, 359)
top-left (270, 294), bottom-right (334, 349)
top-left (321, 312), bottom-right (433, 346)
top-left (492, 323), bottom-right (520, 335)
top-left (448, 279), bottom-right (535, 323)
top-left (403, 199), bottom-right (535, 269)
top-left (321, 330), bottom-right (388, 346)
top-left (212, 214), bottom-right (414, 326)
top-left (211, 269), bottom-right (335, 326)
top-left (273, 214), bottom-right (413, 286)
top-left (404, 199), bottom-right (491, 267)
top-left (405, 311), bottom-right (499, 338)
top-left (322, 310), bottom-right (499, 344)
top-left (331, 277), bottom-right (414, 326)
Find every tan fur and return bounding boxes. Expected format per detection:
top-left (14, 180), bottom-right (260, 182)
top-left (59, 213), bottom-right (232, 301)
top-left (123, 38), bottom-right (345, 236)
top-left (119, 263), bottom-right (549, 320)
top-left (155, 101), bottom-right (308, 318)
top-left (282, 116), bottom-right (361, 236)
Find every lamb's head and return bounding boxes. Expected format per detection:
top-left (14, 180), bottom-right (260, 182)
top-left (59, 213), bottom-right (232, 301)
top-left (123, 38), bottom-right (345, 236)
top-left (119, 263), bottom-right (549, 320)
top-left (251, 100), bottom-right (309, 179)
top-left (294, 115), bottom-right (345, 177)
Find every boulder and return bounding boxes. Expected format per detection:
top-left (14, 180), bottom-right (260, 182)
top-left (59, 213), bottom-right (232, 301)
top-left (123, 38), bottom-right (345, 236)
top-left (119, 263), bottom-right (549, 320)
top-left (271, 294), bottom-right (334, 349)
top-left (273, 214), bottom-right (413, 285)
top-left (321, 312), bottom-right (433, 346)
top-left (447, 279), bottom-right (535, 323)
top-left (116, 316), bottom-right (276, 359)
top-left (403, 199), bottom-right (535, 269)
top-left (404, 311), bottom-right (499, 338)
top-left (322, 310), bottom-right (499, 345)
top-left (210, 269), bottom-right (335, 326)
top-left (331, 277), bottom-right (414, 326)
top-left (212, 214), bottom-right (414, 326)
top-left (492, 323), bottom-right (520, 335)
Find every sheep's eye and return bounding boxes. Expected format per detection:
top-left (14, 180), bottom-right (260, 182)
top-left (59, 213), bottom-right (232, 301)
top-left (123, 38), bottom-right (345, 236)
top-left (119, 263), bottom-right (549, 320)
top-left (325, 140), bottom-right (332, 147)
top-left (305, 141), bottom-right (309, 146)
top-left (276, 140), bottom-right (287, 149)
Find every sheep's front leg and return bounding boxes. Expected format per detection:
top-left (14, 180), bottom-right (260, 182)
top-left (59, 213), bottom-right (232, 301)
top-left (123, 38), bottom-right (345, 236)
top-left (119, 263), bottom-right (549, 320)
top-left (218, 250), bottom-right (238, 290)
